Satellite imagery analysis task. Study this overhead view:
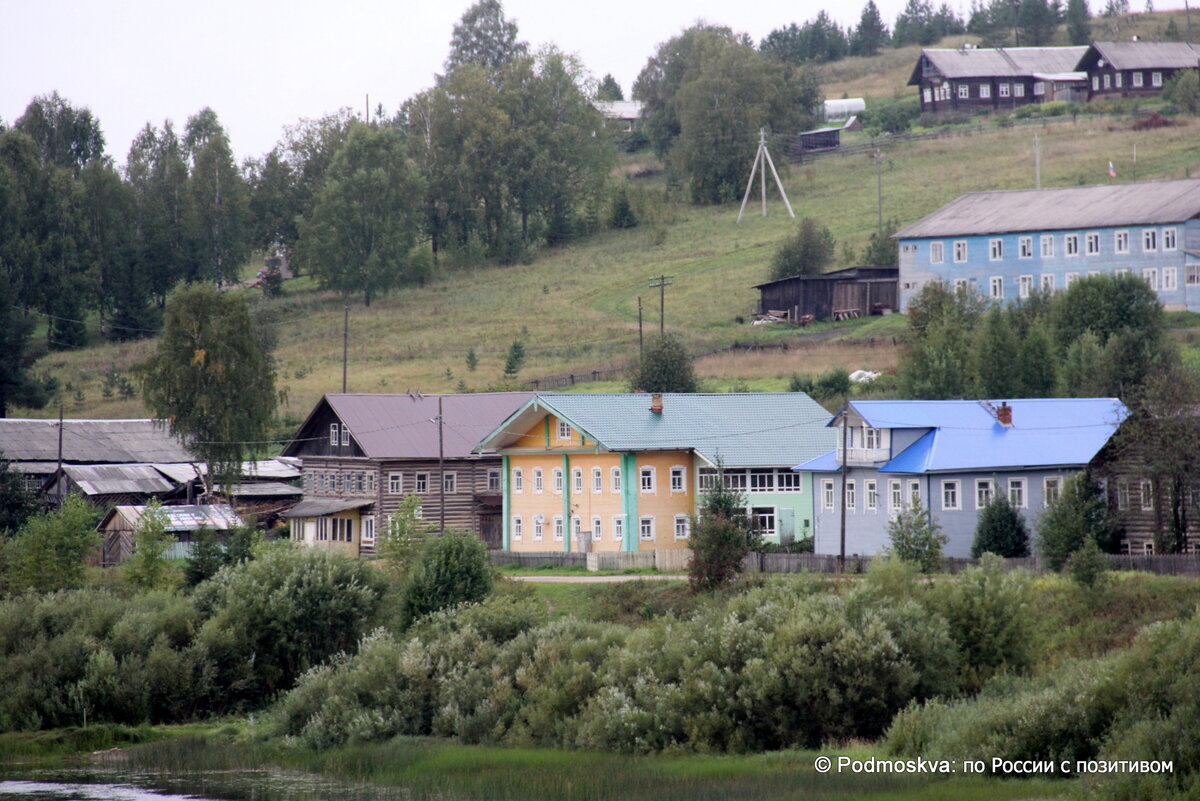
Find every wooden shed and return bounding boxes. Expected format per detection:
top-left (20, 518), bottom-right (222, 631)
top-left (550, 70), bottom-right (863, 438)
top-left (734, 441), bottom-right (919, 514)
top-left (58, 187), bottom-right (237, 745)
top-left (95, 504), bottom-right (245, 566)
top-left (754, 266), bottom-right (899, 323)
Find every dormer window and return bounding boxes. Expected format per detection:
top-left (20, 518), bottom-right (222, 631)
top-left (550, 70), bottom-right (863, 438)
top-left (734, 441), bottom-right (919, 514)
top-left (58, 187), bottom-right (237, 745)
top-left (864, 427), bottom-right (882, 449)
top-left (556, 420), bottom-right (572, 440)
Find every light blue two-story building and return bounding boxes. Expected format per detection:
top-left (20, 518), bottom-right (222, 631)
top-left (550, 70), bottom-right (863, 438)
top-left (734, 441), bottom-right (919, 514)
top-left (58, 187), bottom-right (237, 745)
top-left (895, 179), bottom-right (1200, 311)
top-left (794, 398), bottom-right (1127, 559)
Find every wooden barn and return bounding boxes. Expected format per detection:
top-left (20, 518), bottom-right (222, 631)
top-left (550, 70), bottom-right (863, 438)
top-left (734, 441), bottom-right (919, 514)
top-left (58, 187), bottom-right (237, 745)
top-left (754, 266), bottom-right (899, 323)
top-left (95, 504), bottom-right (245, 566)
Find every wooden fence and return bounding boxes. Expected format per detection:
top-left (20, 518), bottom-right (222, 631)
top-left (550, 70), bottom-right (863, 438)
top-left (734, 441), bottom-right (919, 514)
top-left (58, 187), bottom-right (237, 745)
top-left (489, 551), bottom-right (587, 568)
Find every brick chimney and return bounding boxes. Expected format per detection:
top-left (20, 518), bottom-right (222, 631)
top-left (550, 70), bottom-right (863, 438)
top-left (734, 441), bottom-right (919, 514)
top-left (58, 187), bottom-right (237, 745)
top-left (996, 401), bottom-right (1013, 426)
top-left (650, 393), bottom-right (664, 414)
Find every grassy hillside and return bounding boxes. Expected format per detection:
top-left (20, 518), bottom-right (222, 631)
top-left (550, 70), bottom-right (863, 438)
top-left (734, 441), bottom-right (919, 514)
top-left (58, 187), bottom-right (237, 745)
top-left (21, 53), bottom-right (1200, 430)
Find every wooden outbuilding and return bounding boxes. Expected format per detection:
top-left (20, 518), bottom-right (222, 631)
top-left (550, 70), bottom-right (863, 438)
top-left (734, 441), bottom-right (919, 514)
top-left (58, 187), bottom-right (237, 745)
top-left (754, 266), bottom-right (899, 323)
top-left (95, 504), bottom-right (245, 566)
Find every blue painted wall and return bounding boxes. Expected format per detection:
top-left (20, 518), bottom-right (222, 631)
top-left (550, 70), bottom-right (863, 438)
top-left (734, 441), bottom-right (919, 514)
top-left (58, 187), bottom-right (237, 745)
top-left (899, 220), bottom-right (1200, 311)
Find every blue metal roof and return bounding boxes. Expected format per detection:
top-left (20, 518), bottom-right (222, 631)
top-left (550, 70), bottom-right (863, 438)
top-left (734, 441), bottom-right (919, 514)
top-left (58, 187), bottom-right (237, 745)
top-left (796, 398), bottom-right (1126, 474)
top-left (481, 393), bottom-right (837, 469)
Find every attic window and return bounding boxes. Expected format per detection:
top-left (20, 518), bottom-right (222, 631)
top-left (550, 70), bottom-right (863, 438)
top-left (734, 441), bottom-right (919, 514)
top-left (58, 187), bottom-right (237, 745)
top-left (330, 423), bottom-right (339, 446)
top-left (341, 425), bottom-right (350, 447)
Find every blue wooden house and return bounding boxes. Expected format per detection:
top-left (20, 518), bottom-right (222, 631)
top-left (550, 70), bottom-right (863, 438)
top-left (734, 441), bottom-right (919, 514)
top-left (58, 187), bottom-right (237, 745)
top-left (794, 398), bottom-right (1127, 559)
top-left (895, 179), bottom-right (1200, 311)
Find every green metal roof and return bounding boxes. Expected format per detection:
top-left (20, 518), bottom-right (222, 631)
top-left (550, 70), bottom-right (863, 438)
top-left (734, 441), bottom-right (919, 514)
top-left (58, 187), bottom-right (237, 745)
top-left (480, 393), bottom-right (837, 469)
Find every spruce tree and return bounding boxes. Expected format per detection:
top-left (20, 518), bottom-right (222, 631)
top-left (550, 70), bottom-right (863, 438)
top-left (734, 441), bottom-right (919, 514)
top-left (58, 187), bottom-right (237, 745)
top-left (972, 491), bottom-right (1030, 558)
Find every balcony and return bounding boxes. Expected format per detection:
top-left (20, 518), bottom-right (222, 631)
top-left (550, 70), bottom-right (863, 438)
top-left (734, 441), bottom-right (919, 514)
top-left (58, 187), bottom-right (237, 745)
top-left (838, 447), bottom-right (889, 466)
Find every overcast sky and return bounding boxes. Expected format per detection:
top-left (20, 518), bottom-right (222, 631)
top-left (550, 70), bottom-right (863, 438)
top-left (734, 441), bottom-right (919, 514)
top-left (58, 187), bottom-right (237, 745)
top-left (2, 1), bottom-right (1184, 166)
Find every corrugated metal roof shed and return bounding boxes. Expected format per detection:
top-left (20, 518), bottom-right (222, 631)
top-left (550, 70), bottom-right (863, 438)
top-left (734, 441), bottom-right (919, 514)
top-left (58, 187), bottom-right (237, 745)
top-left (284, 498), bottom-right (374, 517)
top-left (1083, 41), bottom-right (1200, 71)
top-left (150, 459), bottom-right (300, 483)
top-left (217, 481), bottom-right (303, 498)
top-left (284, 393), bottom-right (534, 459)
top-left (894, 178), bottom-right (1200, 238)
top-left (910, 46), bottom-right (1087, 82)
top-left (62, 464), bottom-right (176, 496)
top-left (483, 393), bottom-right (837, 469)
top-left (99, 504), bottom-right (245, 532)
top-left (0, 419), bottom-right (194, 463)
top-left (795, 398), bottom-right (1126, 474)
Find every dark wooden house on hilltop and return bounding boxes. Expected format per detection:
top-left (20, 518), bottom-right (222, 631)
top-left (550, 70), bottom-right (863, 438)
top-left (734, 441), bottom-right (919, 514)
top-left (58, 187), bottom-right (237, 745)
top-left (754, 267), bottom-right (899, 323)
top-left (282, 392), bottom-right (534, 554)
top-left (1078, 41), bottom-right (1200, 100)
top-left (910, 45), bottom-right (1088, 113)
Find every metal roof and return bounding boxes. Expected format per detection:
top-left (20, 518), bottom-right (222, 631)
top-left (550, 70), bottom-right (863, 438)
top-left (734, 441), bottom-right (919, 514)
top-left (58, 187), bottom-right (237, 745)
top-left (283, 393), bottom-right (534, 459)
top-left (795, 398), bottom-right (1126, 474)
top-left (284, 498), bottom-right (375, 517)
top-left (481, 393), bottom-right (837, 469)
top-left (753, 266), bottom-right (897, 290)
top-left (593, 100), bottom-right (643, 119)
top-left (150, 459), bottom-right (300, 483)
top-left (62, 464), bottom-right (176, 496)
top-left (0, 419), bottom-right (194, 463)
top-left (910, 46), bottom-right (1088, 83)
top-left (99, 504), bottom-right (245, 532)
top-left (1081, 41), bottom-right (1200, 71)
top-left (894, 179), bottom-right (1200, 239)
top-left (216, 481), bottom-right (303, 498)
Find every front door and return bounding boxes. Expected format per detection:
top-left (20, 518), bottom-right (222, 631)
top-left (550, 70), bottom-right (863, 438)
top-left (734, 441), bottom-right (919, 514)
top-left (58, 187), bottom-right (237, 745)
top-left (479, 514), bottom-right (501, 549)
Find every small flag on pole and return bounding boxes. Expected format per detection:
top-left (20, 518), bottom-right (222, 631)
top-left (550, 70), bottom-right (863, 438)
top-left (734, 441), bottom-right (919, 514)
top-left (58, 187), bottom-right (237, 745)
top-left (1108, 161), bottom-right (1117, 178)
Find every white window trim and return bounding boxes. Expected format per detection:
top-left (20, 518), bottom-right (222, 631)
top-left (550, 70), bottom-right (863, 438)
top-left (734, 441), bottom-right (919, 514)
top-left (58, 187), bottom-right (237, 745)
top-left (673, 514), bottom-right (690, 540)
top-left (639, 515), bottom-right (655, 541)
top-left (341, 425), bottom-right (350, 447)
top-left (1163, 227), bottom-right (1178, 251)
top-left (1143, 229), bottom-right (1158, 252)
top-left (670, 465), bottom-right (687, 494)
top-left (330, 423), bottom-right (339, 446)
top-left (1043, 476), bottom-right (1062, 506)
top-left (865, 479), bottom-right (878, 512)
top-left (1008, 478), bottom-right (1027, 509)
top-left (639, 466), bottom-right (656, 494)
top-left (611, 466), bottom-right (622, 493)
top-left (553, 515), bottom-right (564, 541)
top-left (988, 238), bottom-right (1003, 261)
top-left (591, 515), bottom-right (603, 542)
top-left (592, 467), bottom-right (603, 494)
top-left (1163, 267), bottom-right (1178, 291)
top-left (1018, 275), bottom-right (1033, 299)
top-left (980, 84), bottom-right (991, 99)
top-left (1040, 234), bottom-right (1054, 258)
top-left (990, 276), bottom-right (1004, 299)
top-left (953, 240), bottom-right (968, 263)
top-left (443, 471), bottom-right (457, 494)
top-left (533, 514), bottom-right (544, 541)
top-left (388, 472), bottom-right (403, 494)
top-left (553, 467), bottom-right (564, 495)
top-left (533, 467), bottom-right (544, 494)
top-left (821, 479), bottom-right (836, 511)
top-left (1040, 274), bottom-right (1054, 293)
top-left (1140, 480), bottom-right (1154, 512)
top-left (613, 515), bottom-right (624, 541)
top-left (975, 478), bottom-right (994, 510)
top-left (930, 241), bottom-right (944, 264)
top-left (1065, 234), bottom-right (1079, 257)
top-left (572, 467), bottom-right (583, 495)
top-left (845, 479), bottom-right (856, 513)
top-left (415, 472), bottom-right (429, 494)
top-left (889, 479), bottom-right (903, 512)
top-left (512, 515), bottom-right (523, 541)
top-left (1115, 230), bottom-right (1130, 254)
top-left (1085, 232), bottom-right (1100, 256)
top-left (1018, 236), bottom-right (1033, 259)
top-left (942, 480), bottom-right (961, 511)
top-left (556, 420), bottom-right (572, 440)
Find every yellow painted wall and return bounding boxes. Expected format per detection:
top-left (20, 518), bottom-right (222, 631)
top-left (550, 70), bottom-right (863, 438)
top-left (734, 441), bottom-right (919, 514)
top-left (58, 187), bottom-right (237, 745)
top-left (296, 511), bottom-right (361, 557)
top-left (629, 451), bottom-right (694, 550)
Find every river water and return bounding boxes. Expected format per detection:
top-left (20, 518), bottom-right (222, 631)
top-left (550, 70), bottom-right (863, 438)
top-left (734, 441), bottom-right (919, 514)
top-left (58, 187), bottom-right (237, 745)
top-left (0, 766), bottom-right (412, 801)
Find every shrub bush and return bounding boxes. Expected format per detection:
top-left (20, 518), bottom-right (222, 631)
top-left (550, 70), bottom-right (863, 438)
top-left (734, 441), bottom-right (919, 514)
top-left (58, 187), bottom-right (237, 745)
top-left (399, 531), bottom-right (493, 627)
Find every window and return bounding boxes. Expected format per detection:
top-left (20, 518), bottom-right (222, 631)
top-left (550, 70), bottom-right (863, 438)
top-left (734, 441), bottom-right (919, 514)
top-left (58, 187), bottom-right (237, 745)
top-left (909, 480), bottom-right (921, 506)
top-left (330, 423), bottom-right (339, 446)
top-left (512, 516), bottom-right (523, 541)
top-left (1117, 482), bottom-right (1129, 510)
top-left (413, 505), bottom-right (423, 519)
top-left (749, 469), bottom-right (774, 492)
top-left (1065, 234), bottom-right (1079, 256)
top-left (930, 242), bottom-right (944, 264)
top-left (553, 515), bottom-right (564, 541)
top-left (1144, 540), bottom-right (1155, 555)
top-left (976, 479), bottom-right (994, 509)
top-left (990, 276), bottom-right (1004, 299)
top-left (1044, 477), bottom-right (1061, 506)
top-left (674, 515), bottom-right (690, 540)
top-left (573, 516), bottom-right (584, 541)
top-left (671, 466), bottom-right (687, 493)
top-left (639, 516), bottom-right (655, 541)
top-left (1115, 73), bottom-right (1122, 88)
top-left (1065, 272), bottom-right (1078, 287)
top-left (889, 479), bottom-right (903, 511)
top-left (865, 480), bottom-right (878, 511)
top-left (989, 239), bottom-right (1003, 260)
top-left (998, 83), bottom-right (1010, 98)
top-left (415, 473), bottom-right (429, 493)
top-left (864, 427), bottom-right (883, 449)
top-left (1133, 71), bottom-right (1144, 88)
top-left (611, 466), bottom-right (622, 493)
top-left (1164, 268), bottom-right (1178, 291)
top-left (443, 472), bottom-right (457, 493)
top-left (488, 470), bottom-right (501, 493)
top-left (958, 84), bottom-right (970, 99)
top-left (1085, 232), bottom-right (1100, 255)
top-left (613, 516), bottom-right (623, 541)
top-left (388, 472), bottom-right (403, 494)
top-left (354, 472), bottom-right (365, 493)
top-left (1163, 227), bottom-right (1178, 251)
top-left (923, 87), bottom-right (932, 104)
top-left (1103, 74), bottom-right (1111, 90)
top-left (1115, 230), bottom-right (1129, 254)
top-left (1189, 266), bottom-right (1200, 286)
top-left (557, 420), bottom-right (572, 440)
top-left (572, 467), bottom-right (583, 495)
top-left (367, 473), bottom-right (376, 494)
top-left (534, 515), bottom-right (544, 541)
top-left (954, 278), bottom-right (968, 293)
top-left (980, 84), bottom-right (991, 99)
top-left (750, 507), bottom-right (776, 536)
top-left (592, 468), bottom-right (602, 494)
top-left (1018, 275), bottom-right (1033, 299)
top-left (822, 479), bottom-right (836, 511)
top-left (1040, 274), bottom-right (1055, 293)
top-left (553, 468), bottom-right (564, 494)
top-left (1019, 236), bottom-right (1033, 258)
top-left (953, 240), bottom-right (968, 263)
top-left (1009, 478), bottom-right (1026, 508)
top-left (1143, 229), bottom-right (1158, 252)
top-left (1140, 480), bottom-right (1154, 512)
top-left (1033, 81), bottom-right (1045, 96)
top-left (942, 480), bottom-right (960, 511)
top-left (1152, 71), bottom-right (1162, 87)
top-left (845, 480), bottom-right (856, 511)
top-left (640, 466), bottom-right (655, 493)
top-left (1014, 83), bottom-right (1025, 97)
top-left (1092, 76), bottom-right (1100, 91)
top-left (1142, 268), bottom-right (1158, 290)
top-left (362, 516), bottom-right (375, 546)
top-left (777, 470), bottom-right (801, 492)
top-left (533, 468), bottom-right (544, 494)
top-left (592, 516), bottom-right (603, 542)
top-left (341, 425), bottom-right (350, 447)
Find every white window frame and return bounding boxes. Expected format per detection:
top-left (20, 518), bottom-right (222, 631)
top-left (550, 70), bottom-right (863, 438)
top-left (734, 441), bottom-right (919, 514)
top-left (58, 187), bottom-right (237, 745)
top-left (1140, 480), bottom-right (1154, 512)
top-left (930, 241), bottom-right (944, 264)
top-left (1033, 81), bottom-right (1045, 96)
top-left (1092, 76), bottom-right (1100, 92)
top-left (1018, 236), bottom-right (1033, 259)
top-left (330, 423), bottom-right (339, 446)
top-left (1142, 267), bottom-right (1158, 290)
top-left (990, 276), bottom-right (1004, 299)
top-left (845, 479), bottom-right (856, 512)
top-left (822, 479), bottom-right (836, 511)
top-left (592, 467), bottom-right (602, 494)
top-left (953, 240), bottom-right (968, 263)
top-left (362, 516), bottom-right (375, 546)
top-left (1008, 478), bottom-right (1027, 509)
top-left (639, 516), bottom-right (655, 541)
top-left (611, 466), bottom-right (622, 493)
top-left (976, 478), bottom-right (994, 509)
top-left (572, 467), bottom-right (583, 495)
top-left (958, 84), bottom-right (970, 99)
top-left (954, 278), bottom-right (968, 294)
top-left (1040, 274), bottom-right (1054, 293)
top-left (998, 82), bottom-right (1010, 98)
top-left (1115, 72), bottom-right (1122, 89)
top-left (674, 515), bottom-right (690, 540)
top-left (908, 480), bottom-right (921, 506)
top-left (777, 470), bottom-right (801, 493)
top-left (979, 84), bottom-right (991, 99)
top-left (1152, 71), bottom-right (1162, 87)
top-left (865, 480), bottom-right (878, 511)
top-left (533, 467), bottom-right (544, 494)
top-left (415, 473), bottom-right (429, 494)
top-left (1115, 230), bottom-right (1129, 254)
top-left (1018, 275), bottom-right (1033, 299)
top-left (613, 516), bottom-right (623, 541)
top-left (1164, 267), bottom-right (1178, 291)
top-left (670, 465), bottom-right (687, 493)
top-left (1044, 476), bottom-right (1062, 506)
top-left (512, 515), bottom-right (523, 541)
top-left (639, 466), bottom-right (656, 494)
top-left (552, 467), bottom-right (564, 494)
top-left (1065, 272), bottom-right (1078, 287)
top-left (1014, 83), bottom-right (1025, 97)
top-left (488, 470), bottom-right (501, 493)
top-left (1085, 232), bottom-right (1100, 256)
top-left (942, 480), bottom-right (961, 511)
top-left (1133, 71), bottom-right (1144, 88)
top-left (1103, 74), bottom-right (1111, 90)
top-left (1143, 229), bottom-right (1158, 252)
top-left (534, 515), bottom-right (544, 541)
top-left (592, 515), bottom-right (602, 542)
top-left (388, 472), bottom-right (403, 494)
top-left (1065, 234), bottom-right (1079, 256)
top-left (750, 507), bottom-right (776, 537)
top-left (1189, 266), bottom-right (1200, 286)
top-left (553, 515), bottom-right (564, 541)
top-left (1163, 227), bottom-right (1177, 251)
top-left (443, 472), bottom-right (457, 494)
top-left (556, 420), bottom-right (572, 440)
top-left (341, 425), bottom-right (350, 447)
top-left (989, 239), bottom-right (1003, 261)
top-left (889, 479), bottom-right (903, 512)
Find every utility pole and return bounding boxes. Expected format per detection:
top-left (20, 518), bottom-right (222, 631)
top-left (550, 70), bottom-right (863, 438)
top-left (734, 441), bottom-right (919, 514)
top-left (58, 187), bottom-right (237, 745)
top-left (438, 395), bottom-right (446, 533)
top-left (649, 275), bottom-right (673, 335)
top-left (737, 129), bottom-right (796, 223)
top-left (55, 401), bottom-right (64, 506)
top-left (839, 409), bottom-right (849, 575)
top-left (342, 303), bottom-right (349, 393)
top-left (1034, 135), bottom-right (1041, 189)
top-left (874, 150), bottom-right (884, 234)
top-left (637, 296), bottom-right (644, 358)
